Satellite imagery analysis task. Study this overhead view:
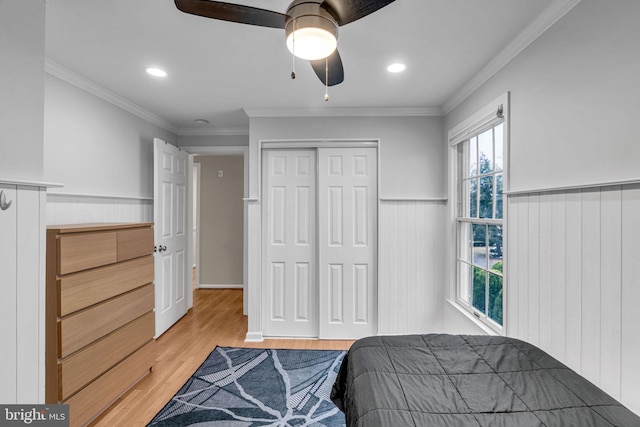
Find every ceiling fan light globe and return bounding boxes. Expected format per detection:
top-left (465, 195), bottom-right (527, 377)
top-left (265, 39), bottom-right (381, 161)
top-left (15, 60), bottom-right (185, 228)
top-left (286, 27), bottom-right (337, 60)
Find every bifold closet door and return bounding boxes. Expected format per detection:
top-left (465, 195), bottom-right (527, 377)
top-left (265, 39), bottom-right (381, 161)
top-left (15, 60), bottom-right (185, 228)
top-left (262, 150), bottom-right (318, 337)
top-left (318, 147), bottom-right (377, 339)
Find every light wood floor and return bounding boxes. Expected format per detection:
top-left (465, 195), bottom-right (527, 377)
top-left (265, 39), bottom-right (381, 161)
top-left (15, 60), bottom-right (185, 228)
top-left (90, 288), bottom-right (354, 426)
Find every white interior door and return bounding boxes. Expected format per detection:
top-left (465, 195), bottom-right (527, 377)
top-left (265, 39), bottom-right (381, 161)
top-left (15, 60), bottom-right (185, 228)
top-left (262, 149), bottom-right (318, 337)
top-left (318, 147), bottom-right (377, 339)
top-left (154, 138), bottom-right (189, 337)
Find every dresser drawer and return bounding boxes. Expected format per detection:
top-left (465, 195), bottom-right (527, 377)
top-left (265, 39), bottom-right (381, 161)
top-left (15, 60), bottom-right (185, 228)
top-left (59, 284), bottom-right (154, 358)
top-left (59, 312), bottom-right (154, 400)
top-left (58, 232), bottom-right (117, 275)
top-left (117, 227), bottom-right (154, 262)
top-left (64, 340), bottom-right (155, 427)
top-left (58, 256), bottom-right (153, 316)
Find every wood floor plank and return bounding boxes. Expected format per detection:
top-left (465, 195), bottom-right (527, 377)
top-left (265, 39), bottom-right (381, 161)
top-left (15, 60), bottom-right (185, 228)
top-left (89, 288), bottom-right (354, 426)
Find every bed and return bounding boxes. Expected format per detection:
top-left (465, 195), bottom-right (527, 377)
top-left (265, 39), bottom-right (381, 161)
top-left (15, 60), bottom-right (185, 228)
top-left (331, 334), bottom-right (640, 427)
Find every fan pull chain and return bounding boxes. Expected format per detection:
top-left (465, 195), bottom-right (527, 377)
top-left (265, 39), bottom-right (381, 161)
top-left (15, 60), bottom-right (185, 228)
top-left (324, 56), bottom-right (329, 101)
top-left (291, 19), bottom-right (296, 79)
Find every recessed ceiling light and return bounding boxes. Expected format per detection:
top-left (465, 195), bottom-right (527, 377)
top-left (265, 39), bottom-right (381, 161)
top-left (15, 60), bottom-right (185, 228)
top-left (194, 119), bottom-right (210, 125)
top-left (146, 67), bottom-right (167, 78)
top-left (387, 63), bottom-right (406, 73)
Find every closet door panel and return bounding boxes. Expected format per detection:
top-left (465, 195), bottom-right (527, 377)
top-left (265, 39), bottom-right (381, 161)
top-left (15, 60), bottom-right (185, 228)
top-left (318, 148), bottom-right (377, 339)
top-left (262, 150), bottom-right (318, 337)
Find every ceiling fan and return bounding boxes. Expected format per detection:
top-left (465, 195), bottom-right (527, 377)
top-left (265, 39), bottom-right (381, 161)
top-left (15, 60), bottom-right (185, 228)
top-left (174, 0), bottom-right (397, 92)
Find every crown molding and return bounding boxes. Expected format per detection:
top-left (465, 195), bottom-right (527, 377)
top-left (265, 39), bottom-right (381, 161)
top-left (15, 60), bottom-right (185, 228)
top-left (243, 106), bottom-right (442, 118)
top-left (177, 127), bottom-right (250, 136)
top-left (45, 58), bottom-right (179, 134)
top-left (442, 0), bottom-right (582, 115)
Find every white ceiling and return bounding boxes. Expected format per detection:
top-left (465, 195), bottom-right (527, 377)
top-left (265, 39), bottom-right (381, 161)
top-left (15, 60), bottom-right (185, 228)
top-left (45, 0), bottom-right (556, 134)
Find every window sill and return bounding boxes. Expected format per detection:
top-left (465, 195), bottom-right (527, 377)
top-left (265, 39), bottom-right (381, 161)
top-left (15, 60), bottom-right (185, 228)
top-left (446, 299), bottom-right (501, 336)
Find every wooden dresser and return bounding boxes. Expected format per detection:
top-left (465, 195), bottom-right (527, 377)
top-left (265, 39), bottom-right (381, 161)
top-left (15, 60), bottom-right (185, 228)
top-left (46, 223), bottom-right (156, 427)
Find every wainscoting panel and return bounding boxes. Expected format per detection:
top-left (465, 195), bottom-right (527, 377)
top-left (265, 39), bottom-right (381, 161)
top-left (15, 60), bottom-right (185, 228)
top-left (621, 186), bottom-right (640, 415)
top-left (378, 200), bottom-right (446, 335)
top-left (16, 186), bottom-right (46, 403)
top-left (507, 184), bottom-right (640, 414)
top-left (0, 181), bottom-right (47, 403)
top-left (0, 184), bottom-right (18, 403)
top-left (47, 193), bottom-right (153, 225)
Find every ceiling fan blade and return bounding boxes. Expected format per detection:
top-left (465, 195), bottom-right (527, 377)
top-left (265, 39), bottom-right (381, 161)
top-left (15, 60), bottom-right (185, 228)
top-left (174, 0), bottom-right (288, 29)
top-left (321, 0), bottom-right (396, 26)
top-left (310, 49), bottom-right (344, 87)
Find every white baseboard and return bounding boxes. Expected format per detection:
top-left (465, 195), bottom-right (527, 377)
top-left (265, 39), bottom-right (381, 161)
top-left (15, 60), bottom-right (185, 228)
top-left (245, 332), bottom-right (264, 342)
top-left (197, 284), bottom-right (243, 289)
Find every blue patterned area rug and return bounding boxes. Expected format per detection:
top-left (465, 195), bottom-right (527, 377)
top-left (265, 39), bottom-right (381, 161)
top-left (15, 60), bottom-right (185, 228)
top-left (148, 347), bottom-right (347, 427)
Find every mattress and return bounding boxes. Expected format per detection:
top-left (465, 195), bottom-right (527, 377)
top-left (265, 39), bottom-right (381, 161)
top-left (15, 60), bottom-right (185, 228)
top-left (331, 334), bottom-right (640, 427)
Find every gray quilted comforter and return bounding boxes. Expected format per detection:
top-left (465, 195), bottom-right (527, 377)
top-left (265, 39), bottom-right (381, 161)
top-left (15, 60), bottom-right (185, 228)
top-left (331, 334), bottom-right (640, 426)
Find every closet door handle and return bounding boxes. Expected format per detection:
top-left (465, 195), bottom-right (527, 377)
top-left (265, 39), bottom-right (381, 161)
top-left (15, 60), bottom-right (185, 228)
top-left (0, 190), bottom-right (11, 211)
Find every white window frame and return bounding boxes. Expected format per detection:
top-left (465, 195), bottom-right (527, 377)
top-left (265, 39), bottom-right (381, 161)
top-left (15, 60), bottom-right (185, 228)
top-left (447, 93), bottom-right (509, 335)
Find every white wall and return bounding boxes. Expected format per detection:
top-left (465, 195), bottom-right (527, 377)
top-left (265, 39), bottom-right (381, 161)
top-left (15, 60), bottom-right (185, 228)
top-left (0, 0), bottom-right (47, 404)
top-left (179, 134), bottom-right (249, 147)
top-left (44, 74), bottom-right (177, 199)
top-left (249, 116), bottom-right (445, 198)
top-left (44, 74), bottom-right (177, 224)
top-left (445, 0), bottom-right (640, 192)
top-left (245, 115), bottom-right (447, 339)
top-left (444, 0), bottom-right (640, 414)
top-left (0, 0), bottom-right (45, 181)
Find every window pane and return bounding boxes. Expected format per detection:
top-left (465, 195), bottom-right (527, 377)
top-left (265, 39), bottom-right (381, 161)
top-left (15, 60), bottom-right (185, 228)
top-left (469, 137), bottom-right (477, 176)
top-left (495, 174), bottom-right (503, 219)
top-left (458, 262), bottom-right (472, 305)
top-left (478, 128), bottom-right (493, 173)
top-left (468, 179), bottom-right (478, 217)
top-left (479, 176), bottom-right (493, 219)
top-left (472, 266), bottom-right (487, 313)
top-left (473, 246), bottom-right (488, 270)
top-left (457, 119), bottom-right (506, 332)
top-left (488, 225), bottom-right (503, 272)
top-left (472, 223), bottom-right (487, 268)
top-left (459, 222), bottom-right (472, 263)
top-left (488, 273), bottom-right (503, 325)
top-left (495, 123), bottom-right (503, 171)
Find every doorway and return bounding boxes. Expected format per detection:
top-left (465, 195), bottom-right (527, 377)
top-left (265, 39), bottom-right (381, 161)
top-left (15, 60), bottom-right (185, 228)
top-left (194, 155), bottom-right (244, 290)
top-left (185, 146), bottom-right (249, 315)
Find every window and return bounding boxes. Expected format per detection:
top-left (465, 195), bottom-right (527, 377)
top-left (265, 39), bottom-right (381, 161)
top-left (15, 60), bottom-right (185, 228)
top-left (449, 94), bottom-right (508, 333)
